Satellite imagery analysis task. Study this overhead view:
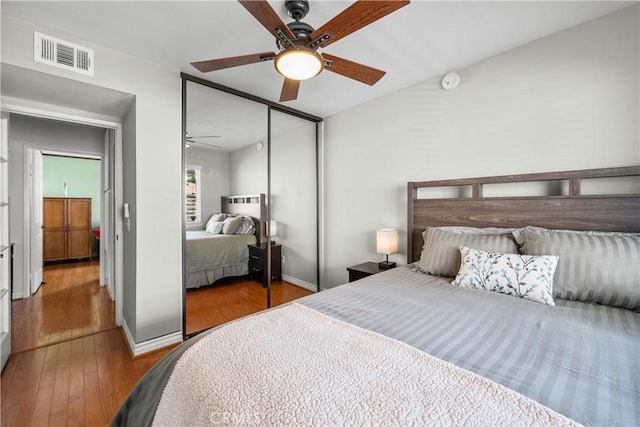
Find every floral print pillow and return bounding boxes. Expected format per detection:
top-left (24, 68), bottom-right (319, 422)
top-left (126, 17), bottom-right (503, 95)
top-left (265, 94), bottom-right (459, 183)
top-left (452, 246), bottom-right (558, 306)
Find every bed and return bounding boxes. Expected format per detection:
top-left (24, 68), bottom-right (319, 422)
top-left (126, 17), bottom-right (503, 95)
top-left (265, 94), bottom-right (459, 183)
top-left (185, 194), bottom-right (266, 289)
top-left (116, 167), bottom-right (639, 426)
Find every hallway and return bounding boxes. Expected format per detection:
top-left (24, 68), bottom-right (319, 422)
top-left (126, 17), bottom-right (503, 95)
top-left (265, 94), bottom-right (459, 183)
top-left (11, 260), bottom-right (115, 354)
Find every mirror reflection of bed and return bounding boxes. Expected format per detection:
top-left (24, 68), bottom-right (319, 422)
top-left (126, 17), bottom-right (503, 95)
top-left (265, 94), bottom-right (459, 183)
top-left (184, 194), bottom-right (312, 335)
top-left (183, 80), bottom-right (319, 336)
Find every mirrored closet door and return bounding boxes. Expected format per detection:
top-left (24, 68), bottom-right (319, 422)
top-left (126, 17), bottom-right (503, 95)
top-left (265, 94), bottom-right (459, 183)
top-left (183, 80), bottom-right (268, 336)
top-left (182, 76), bottom-right (320, 337)
top-left (269, 110), bottom-right (318, 299)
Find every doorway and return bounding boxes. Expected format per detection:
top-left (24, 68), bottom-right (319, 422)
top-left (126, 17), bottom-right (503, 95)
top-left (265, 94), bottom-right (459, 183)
top-left (3, 109), bottom-right (124, 358)
top-left (15, 153), bottom-right (109, 352)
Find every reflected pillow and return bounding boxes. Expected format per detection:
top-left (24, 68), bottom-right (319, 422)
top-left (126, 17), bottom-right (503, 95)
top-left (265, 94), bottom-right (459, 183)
top-left (418, 227), bottom-right (519, 277)
top-left (222, 216), bottom-right (244, 235)
top-left (452, 246), bottom-right (558, 306)
top-left (236, 216), bottom-right (256, 235)
top-left (513, 227), bottom-right (640, 309)
top-left (205, 213), bottom-right (226, 230)
top-left (205, 221), bottom-right (223, 234)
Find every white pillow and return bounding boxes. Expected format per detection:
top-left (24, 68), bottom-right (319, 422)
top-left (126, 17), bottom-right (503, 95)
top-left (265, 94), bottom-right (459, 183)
top-left (452, 246), bottom-right (558, 306)
top-left (205, 213), bottom-right (226, 231)
top-left (205, 221), bottom-right (223, 234)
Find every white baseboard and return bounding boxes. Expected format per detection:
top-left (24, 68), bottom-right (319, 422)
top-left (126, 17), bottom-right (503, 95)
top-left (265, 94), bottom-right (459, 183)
top-left (121, 319), bottom-right (183, 357)
top-left (11, 291), bottom-right (24, 300)
top-left (282, 275), bottom-right (317, 292)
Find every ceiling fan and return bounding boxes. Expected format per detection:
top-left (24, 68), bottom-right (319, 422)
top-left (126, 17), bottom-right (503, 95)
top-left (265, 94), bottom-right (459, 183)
top-left (191, 0), bottom-right (410, 102)
top-left (185, 132), bottom-right (223, 149)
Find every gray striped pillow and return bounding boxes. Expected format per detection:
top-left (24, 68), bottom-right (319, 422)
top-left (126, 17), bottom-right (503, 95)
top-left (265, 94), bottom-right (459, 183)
top-left (512, 227), bottom-right (640, 310)
top-left (418, 228), bottom-right (519, 277)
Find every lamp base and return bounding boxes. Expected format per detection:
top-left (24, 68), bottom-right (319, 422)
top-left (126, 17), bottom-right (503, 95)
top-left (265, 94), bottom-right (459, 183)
top-left (378, 261), bottom-right (396, 270)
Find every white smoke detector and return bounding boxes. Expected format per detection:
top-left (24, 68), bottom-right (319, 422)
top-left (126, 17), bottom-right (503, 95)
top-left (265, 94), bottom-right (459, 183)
top-left (441, 72), bottom-right (460, 90)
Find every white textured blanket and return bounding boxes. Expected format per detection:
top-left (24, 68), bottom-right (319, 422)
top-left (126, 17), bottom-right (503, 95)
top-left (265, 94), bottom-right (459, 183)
top-left (153, 303), bottom-right (578, 426)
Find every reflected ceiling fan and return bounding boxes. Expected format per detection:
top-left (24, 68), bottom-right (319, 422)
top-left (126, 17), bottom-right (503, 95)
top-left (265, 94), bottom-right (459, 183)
top-left (191, 0), bottom-right (410, 102)
top-left (185, 132), bottom-right (223, 149)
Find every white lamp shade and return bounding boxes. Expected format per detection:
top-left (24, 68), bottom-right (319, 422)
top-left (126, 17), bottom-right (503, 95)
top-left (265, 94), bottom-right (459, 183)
top-left (274, 49), bottom-right (323, 80)
top-left (376, 229), bottom-right (398, 255)
top-left (268, 220), bottom-right (278, 237)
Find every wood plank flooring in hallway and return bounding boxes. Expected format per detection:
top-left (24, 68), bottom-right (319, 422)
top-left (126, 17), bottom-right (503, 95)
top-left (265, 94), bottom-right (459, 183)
top-left (11, 260), bottom-right (115, 354)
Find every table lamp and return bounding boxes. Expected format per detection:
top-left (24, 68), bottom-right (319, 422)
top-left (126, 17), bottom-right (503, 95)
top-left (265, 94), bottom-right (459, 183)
top-left (377, 229), bottom-right (398, 270)
top-left (268, 220), bottom-right (278, 244)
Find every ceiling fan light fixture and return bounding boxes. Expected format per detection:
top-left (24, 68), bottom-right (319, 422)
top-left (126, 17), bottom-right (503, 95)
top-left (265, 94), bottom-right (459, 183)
top-left (274, 48), bottom-right (323, 80)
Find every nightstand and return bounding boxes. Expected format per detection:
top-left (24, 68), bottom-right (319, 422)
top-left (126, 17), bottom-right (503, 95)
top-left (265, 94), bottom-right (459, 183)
top-left (347, 262), bottom-right (387, 282)
top-left (248, 243), bottom-right (282, 287)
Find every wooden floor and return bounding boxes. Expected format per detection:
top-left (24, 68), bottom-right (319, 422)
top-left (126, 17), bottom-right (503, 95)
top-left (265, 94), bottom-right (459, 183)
top-left (1, 328), bottom-right (170, 427)
top-left (186, 279), bottom-right (314, 335)
top-left (11, 260), bottom-right (115, 354)
top-left (2, 262), bottom-right (313, 426)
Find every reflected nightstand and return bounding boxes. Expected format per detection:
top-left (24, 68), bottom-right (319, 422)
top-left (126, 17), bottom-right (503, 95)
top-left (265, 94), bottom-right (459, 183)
top-left (248, 243), bottom-right (282, 287)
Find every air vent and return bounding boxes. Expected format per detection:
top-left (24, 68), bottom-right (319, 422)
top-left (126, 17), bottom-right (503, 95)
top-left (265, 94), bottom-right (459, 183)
top-left (34, 31), bottom-right (94, 76)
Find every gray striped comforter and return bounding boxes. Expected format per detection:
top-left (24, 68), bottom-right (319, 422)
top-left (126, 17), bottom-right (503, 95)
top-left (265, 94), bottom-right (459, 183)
top-left (113, 266), bottom-right (639, 426)
top-left (186, 231), bottom-right (256, 272)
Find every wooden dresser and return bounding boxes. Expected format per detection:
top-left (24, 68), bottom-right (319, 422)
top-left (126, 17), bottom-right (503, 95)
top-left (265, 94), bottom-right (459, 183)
top-left (43, 197), bottom-right (92, 262)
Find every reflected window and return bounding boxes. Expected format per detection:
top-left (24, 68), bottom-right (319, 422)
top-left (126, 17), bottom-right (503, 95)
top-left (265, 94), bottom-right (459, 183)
top-left (185, 166), bottom-right (202, 224)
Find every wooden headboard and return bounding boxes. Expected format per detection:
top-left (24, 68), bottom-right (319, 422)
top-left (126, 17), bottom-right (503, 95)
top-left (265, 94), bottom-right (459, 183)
top-left (221, 194), bottom-right (267, 244)
top-left (407, 166), bottom-right (640, 263)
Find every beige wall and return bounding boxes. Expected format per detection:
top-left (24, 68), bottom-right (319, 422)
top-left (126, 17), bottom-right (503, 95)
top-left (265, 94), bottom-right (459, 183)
top-left (322, 6), bottom-right (639, 288)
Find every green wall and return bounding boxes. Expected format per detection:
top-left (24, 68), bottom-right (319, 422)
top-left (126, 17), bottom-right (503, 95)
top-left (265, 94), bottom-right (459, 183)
top-left (43, 156), bottom-right (101, 227)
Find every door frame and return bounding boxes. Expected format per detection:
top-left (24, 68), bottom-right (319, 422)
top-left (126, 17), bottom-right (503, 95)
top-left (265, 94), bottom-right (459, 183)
top-left (2, 102), bottom-right (124, 326)
top-left (37, 149), bottom-right (104, 291)
top-left (27, 148), bottom-right (44, 294)
top-left (1, 112), bottom-right (11, 371)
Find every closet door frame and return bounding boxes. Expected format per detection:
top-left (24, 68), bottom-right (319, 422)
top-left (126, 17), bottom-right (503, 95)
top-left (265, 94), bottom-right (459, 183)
top-left (180, 73), bottom-right (322, 339)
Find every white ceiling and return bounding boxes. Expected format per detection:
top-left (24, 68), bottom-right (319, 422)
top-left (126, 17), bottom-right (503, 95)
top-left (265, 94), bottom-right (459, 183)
top-left (2, 1), bottom-right (633, 121)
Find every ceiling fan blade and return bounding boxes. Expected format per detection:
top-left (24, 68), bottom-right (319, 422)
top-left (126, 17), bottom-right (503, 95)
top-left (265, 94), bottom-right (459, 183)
top-left (238, 0), bottom-right (296, 41)
top-left (322, 53), bottom-right (386, 86)
top-left (189, 140), bottom-right (224, 149)
top-left (191, 52), bottom-right (276, 73)
top-left (280, 78), bottom-right (300, 102)
top-left (309, 0), bottom-right (410, 49)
